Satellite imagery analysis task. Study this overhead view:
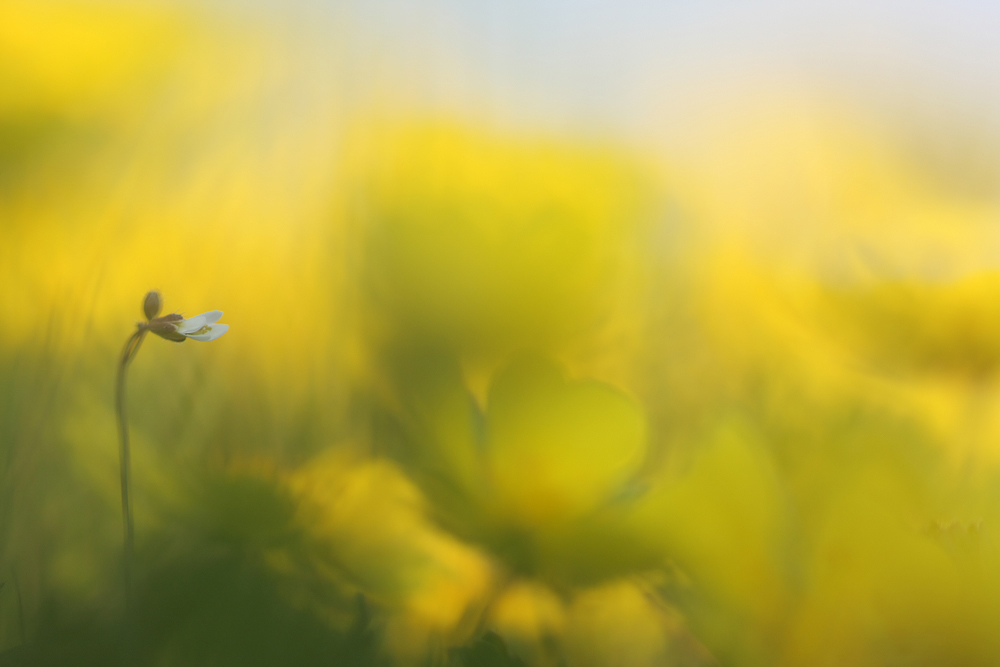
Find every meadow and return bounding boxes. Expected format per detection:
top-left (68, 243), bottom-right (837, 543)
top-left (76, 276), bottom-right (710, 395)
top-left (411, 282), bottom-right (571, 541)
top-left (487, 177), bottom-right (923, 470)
top-left (3, 2), bottom-right (1000, 666)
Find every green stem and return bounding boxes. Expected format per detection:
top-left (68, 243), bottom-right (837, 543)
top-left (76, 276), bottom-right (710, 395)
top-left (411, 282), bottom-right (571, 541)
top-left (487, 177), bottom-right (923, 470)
top-left (115, 327), bottom-right (146, 648)
top-left (12, 567), bottom-right (24, 648)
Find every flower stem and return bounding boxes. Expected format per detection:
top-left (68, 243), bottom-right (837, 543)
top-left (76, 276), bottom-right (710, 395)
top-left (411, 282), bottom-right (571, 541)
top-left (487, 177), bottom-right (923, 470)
top-left (115, 326), bottom-right (146, 656)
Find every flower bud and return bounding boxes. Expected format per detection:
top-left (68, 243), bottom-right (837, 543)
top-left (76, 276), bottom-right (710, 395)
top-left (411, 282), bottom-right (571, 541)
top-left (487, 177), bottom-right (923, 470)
top-left (143, 291), bottom-right (162, 320)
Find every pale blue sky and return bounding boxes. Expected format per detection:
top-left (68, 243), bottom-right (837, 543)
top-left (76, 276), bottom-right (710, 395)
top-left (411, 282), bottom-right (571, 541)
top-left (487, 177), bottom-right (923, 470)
top-left (214, 0), bottom-right (1000, 146)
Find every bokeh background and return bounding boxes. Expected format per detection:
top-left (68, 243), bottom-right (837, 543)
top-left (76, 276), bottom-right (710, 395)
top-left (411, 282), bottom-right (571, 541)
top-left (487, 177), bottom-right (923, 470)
top-left (5, 1), bottom-right (1000, 665)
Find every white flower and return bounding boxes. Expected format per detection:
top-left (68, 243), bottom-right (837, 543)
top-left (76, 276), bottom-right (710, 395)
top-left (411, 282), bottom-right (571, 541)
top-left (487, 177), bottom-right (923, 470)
top-left (175, 310), bottom-right (229, 341)
top-left (147, 310), bottom-right (229, 342)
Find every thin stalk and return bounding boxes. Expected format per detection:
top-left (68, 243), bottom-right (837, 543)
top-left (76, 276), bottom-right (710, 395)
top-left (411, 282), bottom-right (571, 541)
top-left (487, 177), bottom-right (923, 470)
top-left (12, 567), bottom-right (24, 647)
top-left (115, 327), bottom-right (146, 625)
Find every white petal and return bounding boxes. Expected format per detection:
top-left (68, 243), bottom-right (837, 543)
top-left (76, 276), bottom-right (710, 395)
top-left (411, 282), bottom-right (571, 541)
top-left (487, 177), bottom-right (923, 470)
top-left (184, 323), bottom-right (228, 342)
top-left (177, 310), bottom-right (224, 333)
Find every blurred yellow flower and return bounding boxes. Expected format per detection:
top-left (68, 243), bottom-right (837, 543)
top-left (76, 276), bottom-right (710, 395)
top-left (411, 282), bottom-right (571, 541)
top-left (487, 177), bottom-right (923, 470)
top-left (288, 450), bottom-right (494, 662)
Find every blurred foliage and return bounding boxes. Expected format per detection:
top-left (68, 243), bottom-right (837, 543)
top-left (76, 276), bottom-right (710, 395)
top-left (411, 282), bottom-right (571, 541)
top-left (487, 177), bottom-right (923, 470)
top-left (5, 2), bottom-right (1000, 667)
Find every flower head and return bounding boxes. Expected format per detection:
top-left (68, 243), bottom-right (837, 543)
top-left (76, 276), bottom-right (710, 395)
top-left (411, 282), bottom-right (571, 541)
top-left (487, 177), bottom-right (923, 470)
top-left (147, 310), bottom-right (228, 343)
